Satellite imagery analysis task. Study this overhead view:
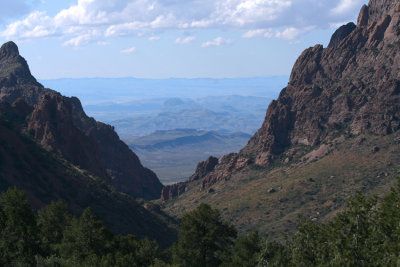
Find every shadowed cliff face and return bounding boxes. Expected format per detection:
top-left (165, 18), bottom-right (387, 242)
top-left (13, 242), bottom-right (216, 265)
top-left (0, 41), bottom-right (163, 200)
top-left (0, 115), bottom-right (176, 246)
top-left (162, 0), bottom-right (400, 200)
top-left (27, 94), bottom-right (109, 181)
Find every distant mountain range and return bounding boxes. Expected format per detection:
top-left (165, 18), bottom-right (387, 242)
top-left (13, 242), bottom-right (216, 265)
top-left (122, 129), bottom-right (251, 184)
top-left (39, 76), bottom-right (288, 105)
top-left (106, 96), bottom-right (270, 136)
top-left (39, 77), bottom-right (287, 137)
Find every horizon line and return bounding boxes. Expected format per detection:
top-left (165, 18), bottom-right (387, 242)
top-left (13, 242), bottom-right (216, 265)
top-left (38, 75), bottom-right (290, 81)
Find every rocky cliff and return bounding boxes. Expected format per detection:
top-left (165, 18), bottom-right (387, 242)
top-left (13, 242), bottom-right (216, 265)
top-left (28, 94), bottom-right (108, 180)
top-left (0, 41), bottom-right (162, 200)
top-left (0, 111), bottom-right (176, 246)
top-left (162, 0), bottom-right (400, 200)
top-left (242, 0), bottom-right (399, 165)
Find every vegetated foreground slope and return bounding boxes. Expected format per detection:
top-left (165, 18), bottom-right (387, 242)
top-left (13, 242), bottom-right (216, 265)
top-left (162, 0), bottom-right (400, 238)
top-left (0, 41), bottom-right (162, 200)
top-left (165, 133), bottom-right (400, 238)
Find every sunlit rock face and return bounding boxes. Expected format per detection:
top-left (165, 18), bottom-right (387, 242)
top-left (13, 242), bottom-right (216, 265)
top-left (164, 0), bottom-right (400, 196)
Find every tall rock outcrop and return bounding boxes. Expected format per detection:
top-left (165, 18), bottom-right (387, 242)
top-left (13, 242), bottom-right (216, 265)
top-left (0, 41), bottom-right (162, 200)
top-left (242, 0), bottom-right (400, 165)
top-left (0, 42), bottom-right (52, 105)
top-left (162, 0), bottom-right (400, 200)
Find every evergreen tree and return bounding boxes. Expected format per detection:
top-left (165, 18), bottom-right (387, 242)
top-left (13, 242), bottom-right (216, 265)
top-left (58, 207), bottom-right (113, 263)
top-left (0, 187), bottom-right (40, 265)
top-left (37, 199), bottom-right (72, 256)
top-left (100, 234), bottom-right (162, 266)
top-left (172, 203), bottom-right (237, 267)
top-left (222, 230), bottom-right (263, 267)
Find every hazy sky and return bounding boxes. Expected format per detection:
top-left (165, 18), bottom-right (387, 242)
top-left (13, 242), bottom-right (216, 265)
top-left (0, 0), bottom-right (368, 79)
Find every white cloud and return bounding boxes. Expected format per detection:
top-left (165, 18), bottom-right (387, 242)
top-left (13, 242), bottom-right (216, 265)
top-left (63, 35), bottom-right (90, 47)
top-left (331, 0), bottom-right (364, 15)
top-left (202, 37), bottom-right (231, 48)
top-left (190, 19), bottom-right (214, 28)
top-left (2, 11), bottom-right (55, 39)
top-left (63, 29), bottom-right (100, 47)
top-left (120, 46), bottom-right (136, 53)
top-left (275, 27), bottom-right (301, 40)
top-left (242, 26), bottom-right (315, 40)
top-left (149, 36), bottom-right (160, 41)
top-left (217, 0), bottom-right (292, 26)
top-left (175, 36), bottom-right (196, 44)
top-left (242, 29), bottom-right (273, 38)
top-left (1, 0), bottom-right (369, 46)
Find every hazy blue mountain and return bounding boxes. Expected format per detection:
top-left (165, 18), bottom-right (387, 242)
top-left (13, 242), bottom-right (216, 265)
top-left (122, 129), bottom-right (252, 184)
top-left (108, 96), bottom-right (271, 136)
top-left (39, 77), bottom-right (287, 137)
top-left (39, 76), bottom-right (288, 104)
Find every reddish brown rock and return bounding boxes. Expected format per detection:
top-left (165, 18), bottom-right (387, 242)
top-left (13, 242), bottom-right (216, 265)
top-left (240, 0), bottom-right (400, 167)
top-left (168, 0), bottom-right (400, 195)
top-left (67, 96), bottom-right (162, 199)
top-left (358, 5), bottom-right (370, 27)
top-left (0, 41), bottom-right (163, 200)
top-left (28, 94), bottom-right (108, 180)
top-left (201, 154), bottom-right (251, 189)
top-left (161, 182), bottom-right (187, 202)
top-left (367, 0), bottom-right (398, 24)
top-left (11, 98), bottom-right (33, 116)
top-left (0, 42), bottom-right (50, 105)
top-left (0, 41), bottom-right (19, 59)
top-left (328, 22), bottom-right (356, 48)
top-left (189, 156), bottom-right (219, 181)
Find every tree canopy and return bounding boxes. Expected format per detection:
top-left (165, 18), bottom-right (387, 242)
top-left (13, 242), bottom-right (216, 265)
top-left (2, 179), bottom-right (400, 266)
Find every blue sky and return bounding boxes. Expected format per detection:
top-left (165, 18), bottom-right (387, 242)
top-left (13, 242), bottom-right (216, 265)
top-left (0, 0), bottom-right (368, 79)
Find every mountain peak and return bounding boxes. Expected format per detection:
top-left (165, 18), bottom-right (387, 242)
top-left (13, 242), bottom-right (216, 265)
top-left (0, 41), bottom-right (39, 94)
top-left (0, 41), bottom-right (19, 60)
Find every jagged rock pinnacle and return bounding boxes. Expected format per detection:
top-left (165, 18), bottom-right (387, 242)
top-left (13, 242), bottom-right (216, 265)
top-left (0, 41), bottom-right (19, 60)
top-left (328, 22), bottom-right (356, 48)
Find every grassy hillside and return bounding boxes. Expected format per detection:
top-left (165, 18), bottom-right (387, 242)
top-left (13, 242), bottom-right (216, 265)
top-left (162, 132), bottom-right (400, 239)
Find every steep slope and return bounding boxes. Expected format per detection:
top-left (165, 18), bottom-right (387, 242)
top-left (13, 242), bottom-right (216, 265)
top-left (162, 0), bottom-right (400, 237)
top-left (28, 94), bottom-right (108, 180)
top-left (0, 41), bottom-right (162, 200)
top-left (0, 111), bottom-right (176, 247)
top-left (241, 0), bottom-right (399, 166)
